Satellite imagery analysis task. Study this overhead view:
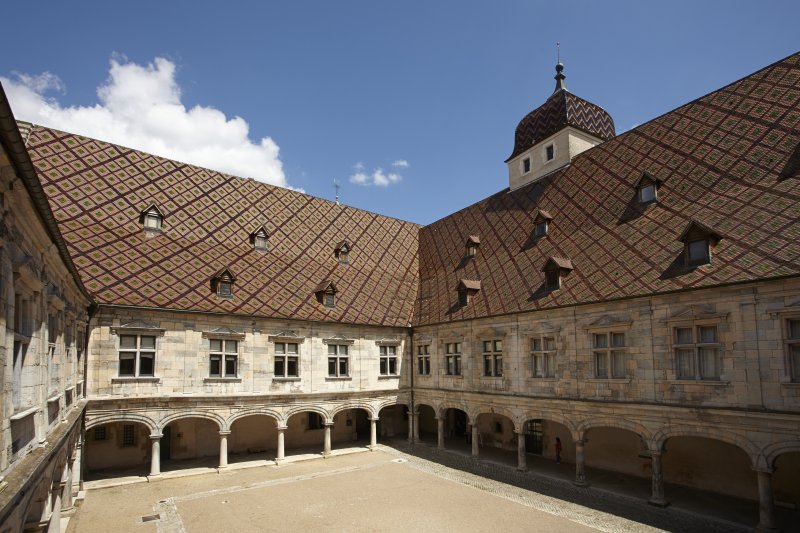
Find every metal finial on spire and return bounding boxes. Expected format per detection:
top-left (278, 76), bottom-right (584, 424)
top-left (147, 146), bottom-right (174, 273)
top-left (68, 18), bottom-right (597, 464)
top-left (554, 43), bottom-right (567, 93)
top-left (334, 179), bottom-right (341, 205)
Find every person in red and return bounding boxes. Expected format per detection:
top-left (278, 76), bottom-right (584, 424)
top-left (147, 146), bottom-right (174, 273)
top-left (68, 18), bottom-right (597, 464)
top-left (555, 437), bottom-right (562, 464)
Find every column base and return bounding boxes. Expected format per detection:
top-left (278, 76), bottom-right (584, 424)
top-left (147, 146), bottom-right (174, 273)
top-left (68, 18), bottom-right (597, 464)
top-left (146, 474), bottom-right (162, 482)
top-left (515, 467), bottom-right (528, 473)
top-left (755, 526), bottom-right (779, 533)
top-left (217, 466), bottom-right (228, 472)
top-left (572, 479), bottom-right (588, 487)
top-left (274, 458), bottom-right (285, 465)
top-left (647, 498), bottom-right (669, 508)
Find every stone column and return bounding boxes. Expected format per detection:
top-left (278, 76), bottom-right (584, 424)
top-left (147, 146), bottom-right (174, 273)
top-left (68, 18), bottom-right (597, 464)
top-left (47, 478), bottom-right (64, 533)
top-left (755, 468), bottom-right (777, 532)
top-left (406, 411), bottom-right (414, 444)
top-left (436, 417), bottom-right (445, 449)
top-left (323, 423), bottom-right (333, 456)
top-left (516, 431), bottom-right (527, 471)
top-left (573, 439), bottom-right (587, 486)
top-left (149, 434), bottom-right (162, 477)
top-left (648, 452), bottom-right (668, 507)
top-left (275, 426), bottom-right (286, 463)
top-left (218, 431), bottom-right (230, 469)
top-left (369, 418), bottom-right (378, 449)
top-left (471, 424), bottom-right (479, 457)
top-left (76, 435), bottom-right (85, 491)
top-left (412, 411), bottom-right (420, 442)
top-left (61, 454), bottom-right (76, 511)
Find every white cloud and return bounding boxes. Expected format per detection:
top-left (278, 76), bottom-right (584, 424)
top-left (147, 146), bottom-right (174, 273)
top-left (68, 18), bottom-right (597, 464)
top-left (392, 159), bottom-right (409, 168)
top-left (349, 166), bottom-right (402, 187)
top-left (1, 56), bottom-right (290, 188)
top-left (349, 172), bottom-right (370, 185)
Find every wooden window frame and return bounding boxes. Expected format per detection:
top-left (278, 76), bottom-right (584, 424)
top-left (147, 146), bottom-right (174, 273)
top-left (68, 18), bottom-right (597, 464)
top-left (445, 342), bottom-right (462, 376)
top-left (531, 335), bottom-right (556, 378)
top-left (482, 339), bottom-right (503, 377)
top-left (417, 344), bottom-right (431, 376)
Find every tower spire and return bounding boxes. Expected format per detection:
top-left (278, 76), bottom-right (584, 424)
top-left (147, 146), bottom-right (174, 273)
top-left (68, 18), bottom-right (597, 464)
top-left (554, 43), bottom-right (567, 93)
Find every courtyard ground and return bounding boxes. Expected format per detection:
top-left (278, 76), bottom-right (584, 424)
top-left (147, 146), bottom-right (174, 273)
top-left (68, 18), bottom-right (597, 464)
top-left (67, 441), bottom-right (789, 533)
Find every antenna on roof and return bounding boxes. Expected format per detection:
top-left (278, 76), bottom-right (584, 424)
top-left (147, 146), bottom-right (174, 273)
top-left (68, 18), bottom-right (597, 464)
top-left (557, 42), bottom-right (560, 63)
top-left (334, 179), bottom-right (341, 205)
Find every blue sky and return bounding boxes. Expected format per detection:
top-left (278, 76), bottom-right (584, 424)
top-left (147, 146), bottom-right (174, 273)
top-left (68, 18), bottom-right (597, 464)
top-left (2, 1), bottom-right (798, 224)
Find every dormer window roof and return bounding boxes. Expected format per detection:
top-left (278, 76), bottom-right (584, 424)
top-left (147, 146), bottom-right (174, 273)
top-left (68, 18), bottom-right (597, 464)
top-left (542, 257), bottom-right (573, 292)
top-left (314, 279), bottom-right (337, 308)
top-left (249, 226), bottom-right (269, 251)
top-left (636, 172), bottom-right (663, 204)
top-left (139, 203), bottom-right (164, 231)
top-left (533, 209), bottom-right (553, 238)
top-left (457, 279), bottom-right (481, 306)
top-left (211, 267), bottom-right (236, 298)
top-left (466, 235), bottom-right (480, 258)
top-left (678, 220), bottom-right (722, 267)
top-left (335, 240), bottom-right (352, 264)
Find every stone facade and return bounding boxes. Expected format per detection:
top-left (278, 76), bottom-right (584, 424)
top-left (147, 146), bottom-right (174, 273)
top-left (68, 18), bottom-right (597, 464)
top-left (0, 119), bottom-right (90, 531)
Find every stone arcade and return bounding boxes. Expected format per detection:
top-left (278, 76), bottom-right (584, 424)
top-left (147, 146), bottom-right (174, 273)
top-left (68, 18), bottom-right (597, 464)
top-left (1, 53), bottom-right (799, 532)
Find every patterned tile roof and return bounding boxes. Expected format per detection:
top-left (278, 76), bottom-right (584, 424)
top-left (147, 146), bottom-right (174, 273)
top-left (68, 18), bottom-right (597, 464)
top-left (416, 52), bottom-right (800, 326)
top-left (25, 127), bottom-right (419, 327)
top-left (507, 89), bottom-right (616, 162)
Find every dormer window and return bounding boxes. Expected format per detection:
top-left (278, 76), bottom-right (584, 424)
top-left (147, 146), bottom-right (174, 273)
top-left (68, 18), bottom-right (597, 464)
top-left (211, 268), bottom-right (236, 298)
top-left (249, 226), bottom-right (269, 252)
top-left (687, 239), bottom-right (709, 264)
top-left (457, 279), bottom-right (481, 307)
top-left (636, 173), bottom-right (662, 204)
top-left (678, 220), bottom-right (722, 267)
top-left (139, 204), bottom-right (164, 232)
top-left (314, 280), bottom-right (337, 308)
top-left (523, 157), bottom-right (531, 174)
top-left (542, 257), bottom-right (573, 292)
top-left (466, 235), bottom-right (480, 258)
top-left (545, 144), bottom-right (555, 161)
top-left (335, 240), bottom-right (352, 264)
top-left (532, 209), bottom-right (552, 239)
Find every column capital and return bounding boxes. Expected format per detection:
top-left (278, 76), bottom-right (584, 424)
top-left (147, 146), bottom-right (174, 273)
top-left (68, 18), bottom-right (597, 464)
top-left (369, 417), bottom-right (379, 422)
top-left (149, 433), bottom-right (163, 440)
top-left (324, 422), bottom-right (335, 428)
top-left (752, 466), bottom-right (774, 475)
top-left (219, 430), bottom-right (232, 436)
top-left (276, 425), bottom-right (288, 431)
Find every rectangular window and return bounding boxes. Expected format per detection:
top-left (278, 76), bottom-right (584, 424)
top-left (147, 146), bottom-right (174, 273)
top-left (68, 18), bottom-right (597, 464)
top-left (592, 332), bottom-right (626, 379)
top-left (380, 345), bottom-right (398, 376)
top-left (122, 424), bottom-right (135, 447)
top-left (687, 239), bottom-right (710, 264)
top-left (535, 221), bottom-right (548, 238)
top-left (417, 345), bottom-right (431, 376)
top-left (274, 342), bottom-right (299, 378)
top-left (531, 336), bottom-right (556, 378)
top-left (445, 342), bottom-right (462, 376)
top-left (118, 334), bottom-right (157, 377)
top-left (482, 339), bottom-right (502, 377)
top-left (210, 339), bottom-right (238, 377)
top-left (523, 157), bottom-right (531, 173)
top-left (94, 426), bottom-right (107, 441)
top-left (640, 184), bottom-right (656, 203)
top-left (328, 344), bottom-right (349, 377)
top-left (545, 144), bottom-right (554, 161)
top-left (674, 325), bottom-right (720, 380)
top-left (788, 319), bottom-right (800, 382)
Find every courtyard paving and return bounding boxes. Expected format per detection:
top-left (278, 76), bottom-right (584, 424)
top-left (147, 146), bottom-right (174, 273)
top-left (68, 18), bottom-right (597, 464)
top-left (66, 442), bottom-right (780, 533)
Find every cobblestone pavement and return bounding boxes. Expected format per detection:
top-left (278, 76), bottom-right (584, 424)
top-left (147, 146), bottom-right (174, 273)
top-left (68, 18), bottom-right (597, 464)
top-left (385, 443), bottom-right (749, 533)
top-left (68, 445), bottom-right (752, 533)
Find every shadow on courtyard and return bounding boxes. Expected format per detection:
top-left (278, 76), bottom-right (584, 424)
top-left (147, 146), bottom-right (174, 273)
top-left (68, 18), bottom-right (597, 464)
top-left (387, 436), bottom-right (799, 533)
